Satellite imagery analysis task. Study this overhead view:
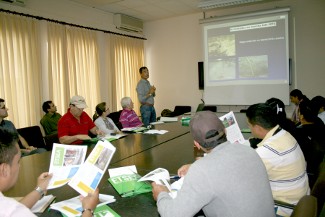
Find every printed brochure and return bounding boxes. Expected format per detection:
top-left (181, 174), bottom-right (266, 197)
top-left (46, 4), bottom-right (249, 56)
top-left (48, 143), bottom-right (87, 189)
top-left (68, 140), bottom-right (116, 196)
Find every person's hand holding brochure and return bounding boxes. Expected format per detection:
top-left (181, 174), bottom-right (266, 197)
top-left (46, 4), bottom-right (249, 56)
top-left (68, 140), bottom-right (116, 196)
top-left (138, 168), bottom-right (184, 198)
top-left (50, 194), bottom-right (119, 217)
top-left (220, 111), bottom-right (245, 144)
top-left (48, 143), bottom-right (87, 189)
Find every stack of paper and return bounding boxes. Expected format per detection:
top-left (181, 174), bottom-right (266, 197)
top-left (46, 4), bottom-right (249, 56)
top-left (121, 127), bottom-right (147, 133)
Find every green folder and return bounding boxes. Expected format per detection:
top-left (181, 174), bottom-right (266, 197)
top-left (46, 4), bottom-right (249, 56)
top-left (108, 173), bottom-right (152, 197)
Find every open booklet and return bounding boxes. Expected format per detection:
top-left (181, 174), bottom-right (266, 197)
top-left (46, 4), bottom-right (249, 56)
top-left (48, 141), bottom-right (116, 196)
top-left (220, 111), bottom-right (246, 144)
top-left (12, 195), bottom-right (56, 213)
top-left (138, 168), bottom-right (183, 199)
top-left (108, 165), bottom-right (152, 197)
top-left (50, 194), bottom-right (119, 217)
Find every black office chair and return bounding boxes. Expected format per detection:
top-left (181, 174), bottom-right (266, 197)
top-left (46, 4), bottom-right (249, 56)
top-left (17, 126), bottom-right (47, 149)
top-left (172, 106), bottom-right (191, 116)
top-left (107, 110), bottom-right (123, 130)
top-left (202, 105), bottom-right (217, 112)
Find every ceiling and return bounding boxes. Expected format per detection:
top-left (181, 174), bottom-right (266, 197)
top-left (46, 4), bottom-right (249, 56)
top-left (68, 0), bottom-right (202, 22)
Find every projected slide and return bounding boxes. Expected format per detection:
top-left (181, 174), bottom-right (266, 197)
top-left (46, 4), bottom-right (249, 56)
top-left (205, 14), bottom-right (288, 86)
top-left (202, 9), bottom-right (290, 105)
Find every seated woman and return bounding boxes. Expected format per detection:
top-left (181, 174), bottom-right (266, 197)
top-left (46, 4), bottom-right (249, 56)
top-left (93, 102), bottom-right (120, 135)
top-left (119, 97), bottom-right (143, 128)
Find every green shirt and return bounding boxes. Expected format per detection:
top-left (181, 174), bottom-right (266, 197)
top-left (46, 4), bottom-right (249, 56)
top-left (40, 112), bottom-right (62, 135)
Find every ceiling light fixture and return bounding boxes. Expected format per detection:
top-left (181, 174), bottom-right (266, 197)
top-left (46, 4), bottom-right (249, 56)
top-left (198, 0), bottom-right (265, 9)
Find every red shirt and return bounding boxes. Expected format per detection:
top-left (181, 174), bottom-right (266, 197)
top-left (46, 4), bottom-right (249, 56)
top-left (58, 109), bottom-right (95, 145)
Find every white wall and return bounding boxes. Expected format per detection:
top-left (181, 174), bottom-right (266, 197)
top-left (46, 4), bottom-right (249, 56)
top-left (144, 0), bottom-right (325, 115)
top-left (144, 13), bottom-right (204, 115)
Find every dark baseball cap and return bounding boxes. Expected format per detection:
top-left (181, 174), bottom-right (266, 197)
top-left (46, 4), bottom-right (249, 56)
top-left (190, 111), bottom-right (226, 148)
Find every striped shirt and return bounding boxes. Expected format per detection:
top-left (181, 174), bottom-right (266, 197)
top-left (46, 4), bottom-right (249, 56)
top-left (256, 125), bottom-right (310, 205)
top-left (119, 109), bottom-right (143, 128)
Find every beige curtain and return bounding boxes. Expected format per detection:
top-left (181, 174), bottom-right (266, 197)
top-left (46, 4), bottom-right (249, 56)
top-left (47, 23), bottom-right (101, 117)
top-left (0, 12), bottom-right (144, 127)
top-left (109, 35), bottom-right (144, 114)
top-left (0, 13), bottom-right (42, 128)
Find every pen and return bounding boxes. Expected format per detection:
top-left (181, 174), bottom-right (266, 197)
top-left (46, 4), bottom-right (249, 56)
top-left (170, 175), bottom-right (180, 180)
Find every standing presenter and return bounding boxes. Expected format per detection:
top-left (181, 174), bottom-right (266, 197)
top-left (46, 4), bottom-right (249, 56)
top-left (136, 66), bottom-right (156, 126)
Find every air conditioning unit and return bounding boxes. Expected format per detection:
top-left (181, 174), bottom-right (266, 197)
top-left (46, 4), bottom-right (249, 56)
top-left (0, 0), bottom-right (25, 6)
top-left (198, 0), bottom-right (265, 9)
top-left (113, 14), bottom-right (143, 33)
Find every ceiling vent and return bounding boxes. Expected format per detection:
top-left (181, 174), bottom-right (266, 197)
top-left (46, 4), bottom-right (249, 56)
top-left (198, 0), bottom-right (265, 9)
top-left (0, 0), bottom-right (25, 6)
top-left (113, 14), bottom-right (143, 33)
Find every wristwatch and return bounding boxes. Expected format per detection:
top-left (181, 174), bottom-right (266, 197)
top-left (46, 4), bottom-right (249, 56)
top-left (34, 186), bottom-right (45, 199)
top-left (149, 93), bottom-right (152, 96)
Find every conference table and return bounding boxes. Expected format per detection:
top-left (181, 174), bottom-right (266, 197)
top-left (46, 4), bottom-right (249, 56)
top-left (5, 121), bottom-right (200, 217)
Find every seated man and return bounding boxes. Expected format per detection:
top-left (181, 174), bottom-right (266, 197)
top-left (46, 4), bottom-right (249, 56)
top-left (119, 97), bottom-right (143, 128)
top-left (0, 98), bottom-right (46, 156)
top-left (0, 128), bottom-right (99, 217)
top-left (0, 128), bottom-right (52, 216)
top-left (58, 96), bottom-right (101, 145)
top-left (152, 111), bottom-right (275, 217)
top-left (40, 100), bottom-right (62, 136)
top-left (246, 103), bottom-right (310, 216)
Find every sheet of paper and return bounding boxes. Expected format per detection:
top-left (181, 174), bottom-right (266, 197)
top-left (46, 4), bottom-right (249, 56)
top-left (68, 140), bottom-right (116, 196)
top-left (150, 121), bottom-right (164, 125)
top-left (160, 117), bottom-right (178, 122)
top-left (220, 111), bottom-right (245, 144)
top-left (143, 130), bottom-right (168, 135)
top-left (108, 165), bottom-right (137, 177)
top-left (48, 143), bottom-right (87, 189)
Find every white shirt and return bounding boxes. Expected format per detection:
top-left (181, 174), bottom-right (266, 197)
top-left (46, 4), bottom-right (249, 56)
top-left (0, 192), bottom-right (36, 217)
top-left (318, 111), bottom-right (325, 124)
